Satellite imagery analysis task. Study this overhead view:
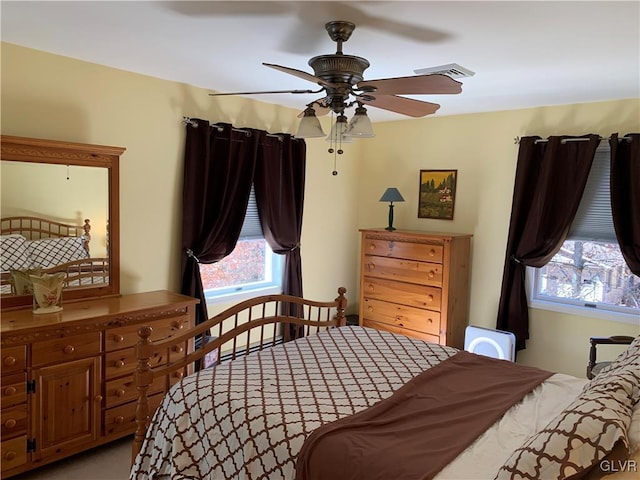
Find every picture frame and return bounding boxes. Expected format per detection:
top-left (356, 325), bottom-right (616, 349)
top-left (418, 169), bottom-right (458, 220)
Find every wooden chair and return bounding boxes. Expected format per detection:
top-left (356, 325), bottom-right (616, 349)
top-left (587, 335), bottom-right (635, 379)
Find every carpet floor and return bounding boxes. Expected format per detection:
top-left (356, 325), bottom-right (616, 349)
top-left (10, 435), bottom-right (132, 480)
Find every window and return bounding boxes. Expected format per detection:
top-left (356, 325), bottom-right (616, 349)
top-left (199, 187), bottom-right (283, 303)
top-left (528, 143), bottom-right (640, 323)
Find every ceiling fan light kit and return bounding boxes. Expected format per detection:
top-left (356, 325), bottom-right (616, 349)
top-left (209, 20), bottom-right (464, 171)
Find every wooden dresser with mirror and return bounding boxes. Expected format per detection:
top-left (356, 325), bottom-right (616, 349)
top-left (0, 136), bottom-right (197, 478)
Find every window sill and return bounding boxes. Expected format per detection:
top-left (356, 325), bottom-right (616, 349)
top-left (529, 298), bottom-right (640, 326)
top-left (204, 284), bottom-right (283, 306)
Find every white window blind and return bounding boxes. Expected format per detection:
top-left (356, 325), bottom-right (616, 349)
top-left (568, 143), bottom-right (616, 243)
top-left (239, 185), bottom-right (263, 239)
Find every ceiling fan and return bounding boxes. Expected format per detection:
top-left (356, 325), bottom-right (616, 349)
top-left (209, 20), bottom-right (464, 139)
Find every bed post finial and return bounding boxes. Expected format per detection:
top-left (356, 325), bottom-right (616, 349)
top-left (335, 287), bottom-right (347, 327)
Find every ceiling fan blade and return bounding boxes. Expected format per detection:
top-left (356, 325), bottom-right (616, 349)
top-left (209, 88), bottom-right (320, 96)
top-left (263, 63), bottom-right (340, 88)
top-left (360, 95), bottom-right (441, 117)
top-left (358, 74), bottom-right (462, 96)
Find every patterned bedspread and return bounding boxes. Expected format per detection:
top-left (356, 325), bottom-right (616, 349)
top-left (130, 326), bottom-right (457, 480)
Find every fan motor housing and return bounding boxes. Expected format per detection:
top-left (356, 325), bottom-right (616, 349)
top-left (308, 54), bottom-right (370, 86)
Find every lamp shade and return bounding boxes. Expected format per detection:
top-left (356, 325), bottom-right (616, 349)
top-left (344, 105), bottom-right (375, 138)
top-left (379, 187), bottom-right (405, 203)
top-left (296, 107), bottom-right (326, 138)
top-left (325, 114), bottom-right (353, 143)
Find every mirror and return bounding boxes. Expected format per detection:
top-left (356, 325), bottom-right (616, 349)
top-left (0, 135), bottom-right (124, 310)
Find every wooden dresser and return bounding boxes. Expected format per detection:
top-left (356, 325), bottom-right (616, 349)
top-left (0, 290), bottom-right (198, 478)
top-left (359, 229), bottom-right (472, 348)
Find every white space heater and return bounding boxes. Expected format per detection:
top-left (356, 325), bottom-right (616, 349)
top-left (464, 326), bottom-right (516, 362)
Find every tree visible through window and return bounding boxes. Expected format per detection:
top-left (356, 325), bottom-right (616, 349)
top-left (535, 240), bottom-right (639, 311)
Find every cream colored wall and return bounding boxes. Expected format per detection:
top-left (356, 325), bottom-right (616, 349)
top-left (358, 100), bottom-right (640, 377)
top-left (2, 43), bottom-right (637, 376)
top-left (0, 43), bottom-right (360, 315)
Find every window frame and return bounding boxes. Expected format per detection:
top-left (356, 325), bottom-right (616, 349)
top-left (526, 141), bottom-right (639, 325)
top-left (201, 185), bottom-right (284, 305)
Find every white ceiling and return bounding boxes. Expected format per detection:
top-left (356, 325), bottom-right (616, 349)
top-left (2, 1), bottom-right (639, 122)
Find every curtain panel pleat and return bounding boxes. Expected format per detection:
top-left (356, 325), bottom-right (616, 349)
top-left (610, 133), bottom-right (640, 276)
top-left (254, 135), bottom-right (306, 323)
top-left (180, 121), bottom-right (260, 325)
top-left (496, 134), bottom-right (600, 350)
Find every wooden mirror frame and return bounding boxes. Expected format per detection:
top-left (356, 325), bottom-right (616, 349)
top-left (0, 135), bottom-right (124, 310)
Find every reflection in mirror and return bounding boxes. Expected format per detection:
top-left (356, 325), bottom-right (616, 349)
top-left (1, 161), bottom-right (109, 296)
top-left (0, 135), bottom-right (124, 310)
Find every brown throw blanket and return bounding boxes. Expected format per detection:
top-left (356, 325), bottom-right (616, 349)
top-left (295, 350), bottom-right (554, 480)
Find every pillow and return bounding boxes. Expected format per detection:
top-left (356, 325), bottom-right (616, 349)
top-left (27, 236), bottom-right (89, 269)
top-left (495, 373), bottom-right (636, 480)
top-left (0, 234), bottom-right (33, 272)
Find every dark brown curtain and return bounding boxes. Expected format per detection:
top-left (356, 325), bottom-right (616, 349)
top-left (496, 134), bottom-right (600, 350)
top-left (180, 121), bottom-right (261, 325)
top-left (254, 134), bottom-right (306, 306)
top-left (610, 133), bottom-right (640, 276)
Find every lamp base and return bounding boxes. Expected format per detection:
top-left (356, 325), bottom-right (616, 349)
top-left (385, 226), bottom-right (396, 231)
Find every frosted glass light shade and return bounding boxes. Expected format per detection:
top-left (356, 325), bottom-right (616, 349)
top-left (344, 105), bottom-right (375, 138)
top-left (325, 114), bottom-right (353, 143)
top-left (296, 108), bottom-right (325, 138)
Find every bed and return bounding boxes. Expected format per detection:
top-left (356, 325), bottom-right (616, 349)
top-left (0, 215), bottom-right (109, 294)
top-left (130, 288), bottom-right (640, 480)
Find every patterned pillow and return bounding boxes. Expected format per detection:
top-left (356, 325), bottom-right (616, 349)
top-left (0, 234), bottom-right (33, 272)
top-left (594, 336), bottom-right (640, 381)
top-left (495, 373), bottom-right (635, 480)
top-left (27, 236), bottom-right (89, 269)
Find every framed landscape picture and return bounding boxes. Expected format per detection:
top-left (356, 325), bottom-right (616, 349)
top-left (418, 169), bottom-right (458, 220)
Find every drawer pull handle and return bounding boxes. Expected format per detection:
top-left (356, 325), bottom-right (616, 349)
top-left (369, 243), bottom-right (376, 251)
top-left (4, 387), bottom-right (16, 396)
top-left (4, 451), bottom-right (16, 462)
top-left (4, 419), bottom-right (17, 429)
top-left (114, 334), bottom-right (124, 343)
top-left (115, 415), bottom-right (125, 424)
top-left (427, 295), bottom-right (434, 302)
top-left (173, 345), bottom-right (184, 353)
top-left (63, 345), bottom-right (75, 354)
top-left (368, 263), bottom-right (376, 271)
top-left (429, 248), bottom-right (436, 257)
top-left (3, 356), bottom-right (16, 367)
top-left (367, 306), bottom-right (373, 312)
top-left (95, 395), bottom-right (103, 402)
top-left (173, 371), bottom-right (184, 379)
top-left (428, 270), bottom-right (435, 279)
top-left (172, 321), bottom-right (184, 329)
top-left (115, 389), bottom-right (126, 397)
top-left (115, 360), bottom-right (125, 368)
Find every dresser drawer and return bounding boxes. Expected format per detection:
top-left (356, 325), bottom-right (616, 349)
top-left (362, 277), bottom-right (442, 312)
top-left (363, 255), bottom-right (443, 286)
top-left (105, 314), bottom-right (191, 352)
top-left (105, 374), bottom-right (165, 408)
top-left (361, 298), bottom-right (440, 335)
top-left (1, 405), bottom-right (27, 441)
top-left (1, 373), bottom-right (26, 409)
top-left (363, 319), bottom-right (440, 344)
top-left (104, 392), bottom-right (164, 437)
top-left (32, 332), bottom-right (102, 367)
top-left (1, 435), bottom-right (27, 472)
top-left (363, 238), bottom-right (443, 263)
top-left (1, 345), bottom-right (26, 374)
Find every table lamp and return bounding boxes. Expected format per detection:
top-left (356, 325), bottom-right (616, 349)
top-left (379, 187), bottom-right (405, 231)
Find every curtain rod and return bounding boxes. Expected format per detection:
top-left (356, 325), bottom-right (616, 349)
top-left (513, 135), bottom-right (632, 144)
top-left (182, 116), bottom-right (284, 140)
